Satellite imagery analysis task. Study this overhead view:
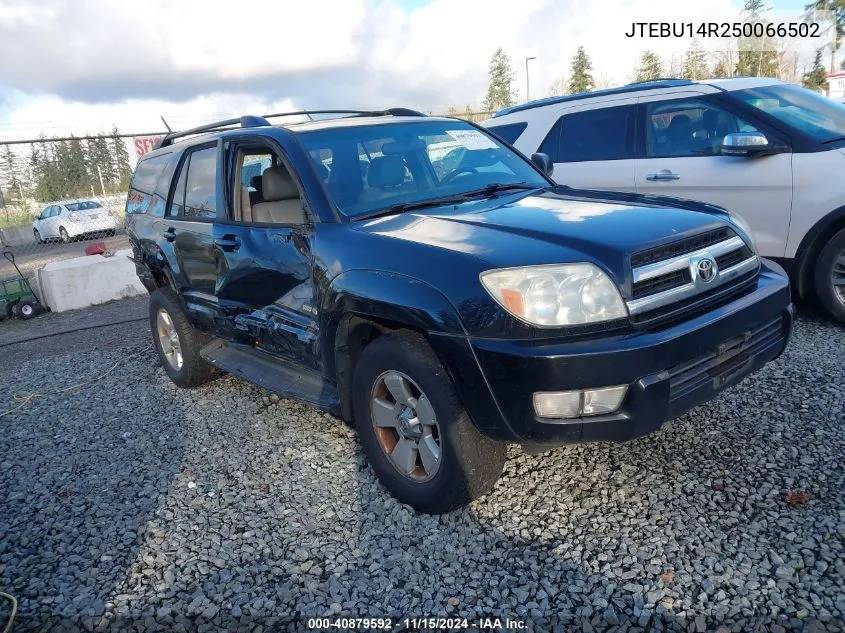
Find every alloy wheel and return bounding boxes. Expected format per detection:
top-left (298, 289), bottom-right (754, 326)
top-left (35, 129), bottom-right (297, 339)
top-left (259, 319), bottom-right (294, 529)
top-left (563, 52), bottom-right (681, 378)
top-left (156, 309), bottom-right (183, 370)
top-left (832, 249), bottom-right (845, 307)
top-left (370, 370), bottom-right (442, 482)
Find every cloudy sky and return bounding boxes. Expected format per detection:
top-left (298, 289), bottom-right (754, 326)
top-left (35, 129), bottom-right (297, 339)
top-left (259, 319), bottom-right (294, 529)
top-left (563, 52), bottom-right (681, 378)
top-left (0, 0), bottom-right (824, 141)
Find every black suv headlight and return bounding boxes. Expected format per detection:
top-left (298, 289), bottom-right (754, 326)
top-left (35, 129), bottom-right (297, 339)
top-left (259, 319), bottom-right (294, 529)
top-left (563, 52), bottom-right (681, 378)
top-left (480, 263), bottom-right (628, 327)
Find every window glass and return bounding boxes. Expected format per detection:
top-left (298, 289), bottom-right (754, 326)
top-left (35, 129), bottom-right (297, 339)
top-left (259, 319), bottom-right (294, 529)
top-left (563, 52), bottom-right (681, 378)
top-left (543, 106), bottom-right (634, 163)
top-left (486, 122), bottom-right (528, 144)
top-left (183, 146), bottom-right (218, 219)
top-left (733, 83), bottom-right (845, 143)
top-left (241, 153), bottom-right (273, 191)
top-left (169, 155), bottom-right (189, 217)
top-left (126, 153), bottom-right (172, 215)
top-left (66, 201), bottom-right (102, 212)
top-left (645, 100), bottom-right (760, 158)
top-left (297, 120), bottom-right (546, 218)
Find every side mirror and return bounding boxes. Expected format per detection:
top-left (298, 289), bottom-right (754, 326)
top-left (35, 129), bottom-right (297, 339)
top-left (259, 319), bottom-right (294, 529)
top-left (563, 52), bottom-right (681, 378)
top-left (530, 152), bottom-right (554, 177)
top-left (719, 132), bottom-right (772, 157)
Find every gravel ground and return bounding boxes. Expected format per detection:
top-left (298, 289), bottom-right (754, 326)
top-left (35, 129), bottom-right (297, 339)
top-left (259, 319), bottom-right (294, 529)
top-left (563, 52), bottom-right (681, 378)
top-left (0, 307), bottom-right (843, 632)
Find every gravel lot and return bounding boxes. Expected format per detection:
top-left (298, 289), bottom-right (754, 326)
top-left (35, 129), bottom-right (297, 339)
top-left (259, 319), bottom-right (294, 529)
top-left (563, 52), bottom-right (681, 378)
top-left (0, 301), bottom-right (843, 632)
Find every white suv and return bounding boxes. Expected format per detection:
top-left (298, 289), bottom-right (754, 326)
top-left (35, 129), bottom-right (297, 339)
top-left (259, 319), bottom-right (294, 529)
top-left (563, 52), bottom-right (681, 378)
top-left (483, 78), bottom-right (845, 323)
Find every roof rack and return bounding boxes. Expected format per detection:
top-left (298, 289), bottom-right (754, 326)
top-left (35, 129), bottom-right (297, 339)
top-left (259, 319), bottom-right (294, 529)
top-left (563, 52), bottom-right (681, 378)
top-left (625, 77), bottom-right (688, 86)
top-left (492, 79), bottom-right (695, 118)
top-left (156, 108), bottom-right (427, 148)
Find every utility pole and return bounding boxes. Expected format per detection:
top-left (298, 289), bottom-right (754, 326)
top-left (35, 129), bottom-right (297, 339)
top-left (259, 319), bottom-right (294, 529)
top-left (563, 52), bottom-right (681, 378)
top-left (96, 165), bottom-right (106, 196)
top-left (525, 56), bottom-right (537, 102)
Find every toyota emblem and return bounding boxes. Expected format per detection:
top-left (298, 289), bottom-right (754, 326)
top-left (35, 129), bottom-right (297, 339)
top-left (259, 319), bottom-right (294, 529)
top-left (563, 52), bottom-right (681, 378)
top-left (697, 257), bottom-right (718, 283)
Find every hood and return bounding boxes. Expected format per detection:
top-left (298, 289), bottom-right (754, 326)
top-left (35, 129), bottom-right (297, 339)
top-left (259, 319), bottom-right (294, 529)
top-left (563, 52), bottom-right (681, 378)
top-left (356, 188), bottom-right (734, 285)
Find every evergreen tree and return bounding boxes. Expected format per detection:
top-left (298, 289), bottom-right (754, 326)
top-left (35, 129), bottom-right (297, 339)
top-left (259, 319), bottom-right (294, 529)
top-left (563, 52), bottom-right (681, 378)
top-left (682, 39), bottom-right (710, 80)
top-left (735, 0), bottom-right (779, 77)
top-left (110, 126), bottom-right (132, 190)
top-left (482, 48), bottom-right (517, 112)
top-left (0, 145), bottom-right (22, 207)
top-left (805, 0), bottom-right (843, 61)
top-left (568, 46), bottom-right (594, 94)
top-left (803, 49), bottom-right (830, 91)
top-left (635, 50), bottom-right (664, 82)
top-left (86, 135), bottom-right (114, 192)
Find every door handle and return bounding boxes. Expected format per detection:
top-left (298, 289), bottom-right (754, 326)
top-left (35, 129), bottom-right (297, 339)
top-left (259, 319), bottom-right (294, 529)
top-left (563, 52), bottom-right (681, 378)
top-left (646, 171), bottom-right (681, 181)
top-left (163, 227), bottom-right (176, 242)
top-left (214, 235), bottom-right (241, 251)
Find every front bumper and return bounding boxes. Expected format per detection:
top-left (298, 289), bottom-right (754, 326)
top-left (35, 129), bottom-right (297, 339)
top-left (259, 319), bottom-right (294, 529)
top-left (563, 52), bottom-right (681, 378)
top-left (429, 260), bottom-right (793, 446)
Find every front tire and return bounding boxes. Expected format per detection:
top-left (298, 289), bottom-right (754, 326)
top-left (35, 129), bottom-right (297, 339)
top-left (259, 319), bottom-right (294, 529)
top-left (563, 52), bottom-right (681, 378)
top-left (59, 226), bottom-right (70, 243)
top-left (814, 228), bottom-right (845, 324)
top-left (34, 229), bottom-right (42, 244)
top-left (352, 330), bottom-right (506, 514)
top-left (149, 288), bottom-right (220, 388)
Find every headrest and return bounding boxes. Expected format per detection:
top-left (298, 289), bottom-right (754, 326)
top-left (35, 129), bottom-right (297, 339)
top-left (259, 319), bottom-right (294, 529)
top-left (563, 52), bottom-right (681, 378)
top-left (669, 114), bottom-right (692, 129)
top-left (262, 167), bottom-right (298, 201)
top-left (367, 156), bottom-right (405, 189)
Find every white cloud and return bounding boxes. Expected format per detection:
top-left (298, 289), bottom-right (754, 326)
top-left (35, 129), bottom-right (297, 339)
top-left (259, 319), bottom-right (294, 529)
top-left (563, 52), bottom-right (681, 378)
top-left (0, 0), bottom-right (824, 139)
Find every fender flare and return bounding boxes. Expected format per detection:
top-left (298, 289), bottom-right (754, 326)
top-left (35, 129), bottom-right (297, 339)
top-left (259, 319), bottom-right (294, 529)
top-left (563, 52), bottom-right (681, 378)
top-left (791, 204), bottom-right (845, 299)
top-left (320, 270), bottom-right (466, 420)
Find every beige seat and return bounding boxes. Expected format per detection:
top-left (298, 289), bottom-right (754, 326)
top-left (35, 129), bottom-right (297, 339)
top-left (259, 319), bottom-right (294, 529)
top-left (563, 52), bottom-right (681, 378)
top-left (240, 185), bottom-right (253, 222)
top-left (252, 167), bottom-right (306, 224)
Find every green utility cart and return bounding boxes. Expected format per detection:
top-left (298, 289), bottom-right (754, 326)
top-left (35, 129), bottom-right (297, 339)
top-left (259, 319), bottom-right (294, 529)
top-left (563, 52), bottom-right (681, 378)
top-left (1, 251), bottom-right (43, 320)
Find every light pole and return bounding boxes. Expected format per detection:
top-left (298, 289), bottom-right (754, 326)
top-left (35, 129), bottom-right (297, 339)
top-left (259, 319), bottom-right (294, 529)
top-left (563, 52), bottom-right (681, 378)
top-left (525, 56), bottom-right (537, 102)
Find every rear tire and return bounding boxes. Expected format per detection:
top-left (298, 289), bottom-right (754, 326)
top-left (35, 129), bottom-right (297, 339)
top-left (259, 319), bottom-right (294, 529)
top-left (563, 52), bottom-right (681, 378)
top-left (149, 288), bottom-right (220, 388)
top-left (59, 226), bottom-right (70, 243)
top-left (352, 330), bottom-right (506, 514)
top-left (6, 300), bottom-right (19, 318)
top-left (813, 228), bottom-right (845, 324)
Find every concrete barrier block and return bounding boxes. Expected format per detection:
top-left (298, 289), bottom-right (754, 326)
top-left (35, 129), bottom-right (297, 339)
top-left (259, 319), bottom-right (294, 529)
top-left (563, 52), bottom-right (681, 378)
top-left (38, 249), bottom-right (147, 312)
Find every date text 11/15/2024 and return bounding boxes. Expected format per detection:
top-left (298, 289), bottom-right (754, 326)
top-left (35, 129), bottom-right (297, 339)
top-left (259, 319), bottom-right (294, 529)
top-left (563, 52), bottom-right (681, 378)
top-left (624, 21), bottom-right (823, 39)
top-left (306, 617), bottom-right (527, 630)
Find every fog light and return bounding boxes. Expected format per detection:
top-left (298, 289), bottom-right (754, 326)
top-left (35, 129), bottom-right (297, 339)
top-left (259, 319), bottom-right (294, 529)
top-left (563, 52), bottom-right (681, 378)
top-left (533, 385), bottom-right (628, 419)
top-left (582, 385), bottom-right (628, 415)
top-left (533, 391), bottom-right (581, 418)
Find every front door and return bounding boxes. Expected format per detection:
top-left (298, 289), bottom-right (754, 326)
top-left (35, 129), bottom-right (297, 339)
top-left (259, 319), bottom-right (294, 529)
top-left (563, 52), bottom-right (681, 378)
top-left (540, 98), bottom-right (639, 192)
top-left (213, 138), bottom-right (319, 368)
top-left (634, 95), bottom-right (793, 259)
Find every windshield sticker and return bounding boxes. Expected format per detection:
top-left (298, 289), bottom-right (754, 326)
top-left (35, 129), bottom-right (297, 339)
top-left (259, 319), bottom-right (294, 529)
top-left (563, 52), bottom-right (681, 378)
top-left (445, 130), bottom-right (498, 151)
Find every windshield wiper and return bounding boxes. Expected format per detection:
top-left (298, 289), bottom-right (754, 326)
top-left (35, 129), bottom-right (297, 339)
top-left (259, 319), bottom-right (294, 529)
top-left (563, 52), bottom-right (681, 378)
top-left (821, 135), bottom-right (845, 144)
top-left (354, 194), bottom-right (474, 221)
top-left (353, 183), bottom-right (543, 221)
top-left (458, 182), bottom-right (543, 198)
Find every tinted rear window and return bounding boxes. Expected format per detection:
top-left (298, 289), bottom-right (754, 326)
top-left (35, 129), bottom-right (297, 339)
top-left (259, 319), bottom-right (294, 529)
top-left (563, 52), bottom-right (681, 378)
top-left (126, 153), bottom-right (171, 215)
top-left (486, 122), bottom-right (528, 144)
top-left (540, 105), bottom-right (634, 163)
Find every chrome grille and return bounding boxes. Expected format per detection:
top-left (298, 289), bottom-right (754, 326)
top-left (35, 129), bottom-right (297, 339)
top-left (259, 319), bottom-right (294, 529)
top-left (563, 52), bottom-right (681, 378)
top-left (628, 228), bottom-right (759, 323)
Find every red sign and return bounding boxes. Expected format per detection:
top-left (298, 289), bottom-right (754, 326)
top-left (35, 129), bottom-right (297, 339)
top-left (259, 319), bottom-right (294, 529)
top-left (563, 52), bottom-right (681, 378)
top-left (134, 136), bottom-right (164, 157)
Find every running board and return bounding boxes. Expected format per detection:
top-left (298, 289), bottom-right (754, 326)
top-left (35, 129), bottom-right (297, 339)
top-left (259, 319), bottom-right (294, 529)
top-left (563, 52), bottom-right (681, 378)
top-left (200, 339), bottom-right (340, 414)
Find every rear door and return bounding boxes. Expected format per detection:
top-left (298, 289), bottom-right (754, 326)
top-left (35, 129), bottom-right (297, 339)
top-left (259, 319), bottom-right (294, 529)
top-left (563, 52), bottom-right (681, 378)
top-left (537, 99), bottom-right (638, 191)
top-left (633, 94), bottom-right (793, 259)
top-left (212, 136), bottom-right (319, 367)
top-left (162, 142), bottom-right (222, 328)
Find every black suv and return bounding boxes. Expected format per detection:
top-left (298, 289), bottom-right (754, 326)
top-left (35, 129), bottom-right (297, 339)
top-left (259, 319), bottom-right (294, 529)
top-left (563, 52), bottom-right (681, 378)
top-left (126, 109), bottom-right (794, 513)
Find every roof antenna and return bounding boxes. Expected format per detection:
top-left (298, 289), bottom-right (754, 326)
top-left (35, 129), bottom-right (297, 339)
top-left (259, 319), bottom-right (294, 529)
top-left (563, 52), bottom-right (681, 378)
top-left (160, 115), bottom-right (172, 133)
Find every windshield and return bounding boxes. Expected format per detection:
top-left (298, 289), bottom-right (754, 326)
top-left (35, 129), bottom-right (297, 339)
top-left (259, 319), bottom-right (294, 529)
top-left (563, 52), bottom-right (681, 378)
top-left (733, 84), bottom-right (845, 143)
top-left (66, 201), bottom-right (103, 212)
top-left (296, 120), bottom-right (548, 218)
